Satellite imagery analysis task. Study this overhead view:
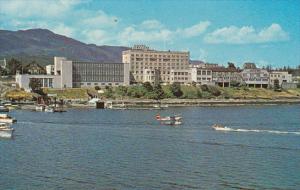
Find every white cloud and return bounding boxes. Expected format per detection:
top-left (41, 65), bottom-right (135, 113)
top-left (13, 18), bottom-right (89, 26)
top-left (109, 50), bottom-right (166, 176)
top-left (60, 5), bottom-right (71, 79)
top-left (118, 26), bottom-right (173, 45)
top-left (52, 24), bottom-right (74, 37)
top-left (178, 21), bottom-right (211, 37)
top-left (82, 29), bottom-right (113, 44)
top-left (140, 20), bottom-right (164, 30)
top-left (80, 11), bottom-right (119, 28)
top-left (0, 0), bottom-right (83, 18)
top-left (204, 23), bottom-right (289, 44)
top-left (116, 20), bottom-right (210, 45)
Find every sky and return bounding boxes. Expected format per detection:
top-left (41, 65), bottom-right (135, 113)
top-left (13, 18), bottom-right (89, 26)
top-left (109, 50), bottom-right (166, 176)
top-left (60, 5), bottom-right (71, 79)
top-left (0, 0), bottom-right (299, 68)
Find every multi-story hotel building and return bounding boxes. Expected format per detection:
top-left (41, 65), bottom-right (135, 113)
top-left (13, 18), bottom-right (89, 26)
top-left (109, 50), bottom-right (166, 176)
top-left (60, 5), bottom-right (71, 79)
top-left (122, 45), bottom-right (190, 84)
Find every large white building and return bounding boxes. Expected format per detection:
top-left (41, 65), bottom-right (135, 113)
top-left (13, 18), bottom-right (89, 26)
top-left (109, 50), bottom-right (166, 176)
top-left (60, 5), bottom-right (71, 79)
top-left (16, 57), bottom-right (130, 90)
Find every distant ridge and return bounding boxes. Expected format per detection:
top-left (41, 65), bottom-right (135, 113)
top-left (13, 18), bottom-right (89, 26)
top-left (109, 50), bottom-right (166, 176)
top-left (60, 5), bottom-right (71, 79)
top-left (0, 28), bottom-right (129, 66)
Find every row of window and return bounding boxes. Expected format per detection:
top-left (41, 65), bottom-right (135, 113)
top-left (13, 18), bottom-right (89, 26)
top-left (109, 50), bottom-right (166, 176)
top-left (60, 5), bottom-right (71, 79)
top-left (132, 58), bottom-right (187, 62)
top-left (197, 71), bottom-right (212, 75)
top-left (130, 54), bottom-right (188, 59)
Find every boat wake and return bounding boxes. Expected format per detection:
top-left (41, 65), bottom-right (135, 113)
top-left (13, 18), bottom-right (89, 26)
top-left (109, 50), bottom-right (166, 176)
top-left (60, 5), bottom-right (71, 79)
top-left (214, 127), bottom-right (300, 135)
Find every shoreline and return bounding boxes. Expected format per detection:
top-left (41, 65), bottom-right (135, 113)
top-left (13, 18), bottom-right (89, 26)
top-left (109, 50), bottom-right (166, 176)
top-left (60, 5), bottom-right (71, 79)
top-left (16, 98), bottom-right (300, 110)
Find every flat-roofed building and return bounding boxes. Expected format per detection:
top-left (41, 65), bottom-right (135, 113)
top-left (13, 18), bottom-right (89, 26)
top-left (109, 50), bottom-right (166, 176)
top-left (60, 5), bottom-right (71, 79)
top-left (190, 67), bottom-right (213, 85)
top-left (122, 45), bottom-right (190, 84)
top-left (72, 61), bottom-right (130, 87)
top-left (211, 67), bottom-right (241, 87)
top-left (241, 69), bottom-right (269, 88)
top-left (16, 57), bottom-right (130, 90)
top-left (269, 71), bottom-right (292, 86)
top-left (169, 69), bottom-right (192, 84)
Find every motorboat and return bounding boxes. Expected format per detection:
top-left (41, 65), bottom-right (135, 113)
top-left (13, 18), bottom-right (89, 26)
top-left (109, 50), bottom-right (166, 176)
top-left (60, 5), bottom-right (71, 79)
top-left (212, 124), bottom-right (230, 131)
top-left (45, 106), bottom-right (54, 113)
top-left (156, 114), bottom-right (182, 121)
top-left (35, 105), bottom-right (45, 112)
top-left (0, 123), bottom-right (14, 138)
top-left (0, 114), bottom-right (17, 123)
top-left (156, 114), bottom-right (183, 125)
top-left (0, 105), bottom-right (9, 112)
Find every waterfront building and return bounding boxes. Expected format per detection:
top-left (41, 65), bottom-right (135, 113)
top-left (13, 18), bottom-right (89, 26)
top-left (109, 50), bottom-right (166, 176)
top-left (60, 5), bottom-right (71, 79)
top-left (122, 45), bottom-right (190, 84)
top-left (269, 71), bottom-right (292, 86)
top-left (72, 61), bottom-right (130, 88)
top-left (169, 69), bottom-right (192, 84)
top-left (16, 57), bottom-right (130, 90)
top-left (190, 67), bottom-right (213, 85)
top-left (240, 69), bottom-right (269, 88)
top-left (211, 67), bottom-right (241, 87)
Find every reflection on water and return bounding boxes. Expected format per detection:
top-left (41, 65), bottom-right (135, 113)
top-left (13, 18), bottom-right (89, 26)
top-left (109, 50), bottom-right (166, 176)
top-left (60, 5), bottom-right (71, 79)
top-left (0, 105), bottom-right (300, 189)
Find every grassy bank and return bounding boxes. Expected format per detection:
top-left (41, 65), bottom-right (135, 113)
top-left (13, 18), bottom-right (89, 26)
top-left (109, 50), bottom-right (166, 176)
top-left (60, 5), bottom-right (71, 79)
top-left (42, 85), bottom-right (300, 100)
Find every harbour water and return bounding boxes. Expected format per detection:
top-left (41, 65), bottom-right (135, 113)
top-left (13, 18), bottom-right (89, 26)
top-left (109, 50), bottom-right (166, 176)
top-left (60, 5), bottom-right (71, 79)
top-left (0, 105), bottom-right (300, 189)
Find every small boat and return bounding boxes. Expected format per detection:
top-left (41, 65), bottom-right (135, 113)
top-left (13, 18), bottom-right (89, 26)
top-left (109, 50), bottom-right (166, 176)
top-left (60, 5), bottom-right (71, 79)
top-left (45, 106), bottom-right (54, 113)
top-left (35, 105), bottom-right (45, 112)
top-left (0, 114), bottom-right (16, 123)
top-left (212, 124), bottom-right (230, 131)
top-left (0, 123), bottom-right (14, 138)
top-left (0, 105), bottom-right (9, 112)
top-left (156, 114), bottom-right (183, 125)
top-left (156, 114), bottom-right (182, 121)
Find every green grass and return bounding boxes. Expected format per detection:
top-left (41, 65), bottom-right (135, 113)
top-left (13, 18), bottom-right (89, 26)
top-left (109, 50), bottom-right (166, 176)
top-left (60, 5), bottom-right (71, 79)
top-left (38, 85), bottom-right (300, 100)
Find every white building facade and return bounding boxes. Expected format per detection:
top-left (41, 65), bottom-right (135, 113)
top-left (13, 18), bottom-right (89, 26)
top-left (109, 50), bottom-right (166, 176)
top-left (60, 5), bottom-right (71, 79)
top-left (241, 69), bottom-right (269, 88)
top-left (16, 57), bottom-right (130, 90)
top-left (122, 45), bottom-right (190, 84)
top-left (269, 71), bottom-right (292, 86)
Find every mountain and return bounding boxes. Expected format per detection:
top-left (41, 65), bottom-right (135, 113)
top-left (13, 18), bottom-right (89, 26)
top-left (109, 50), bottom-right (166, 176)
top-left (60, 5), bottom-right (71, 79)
top-left (0, 29), bottom-right (129, 66)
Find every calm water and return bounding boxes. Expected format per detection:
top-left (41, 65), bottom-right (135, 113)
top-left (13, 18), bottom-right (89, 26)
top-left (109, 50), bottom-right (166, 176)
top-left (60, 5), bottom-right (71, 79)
top-left (1, 105), bottom-right (300, 189)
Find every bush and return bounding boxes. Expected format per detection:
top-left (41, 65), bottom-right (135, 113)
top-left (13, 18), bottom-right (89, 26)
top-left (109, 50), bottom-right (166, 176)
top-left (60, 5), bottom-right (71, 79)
top-left (201, 91), bottom-right (212, 99)
top-left (152, 83), bottom-right (165, 100)
top-left (115, 86), bottom-right (128, 96)
top-left (200, 84), bottom-right (209, 91)
top-left (127, 86), bottom-right (146, 98)
top-left (207, 85), bottom-right (221, 96)
top-left (142, 82), bottom-right (153, 92)
top-left (95, 86), bottom-right (101, 91)
top-left (170, 82), bottom-right (183, 97)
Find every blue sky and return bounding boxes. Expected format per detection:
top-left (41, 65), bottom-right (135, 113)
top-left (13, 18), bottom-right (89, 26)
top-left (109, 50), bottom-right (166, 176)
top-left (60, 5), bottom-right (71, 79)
top-left (0, 0), bottom-right (299, 68)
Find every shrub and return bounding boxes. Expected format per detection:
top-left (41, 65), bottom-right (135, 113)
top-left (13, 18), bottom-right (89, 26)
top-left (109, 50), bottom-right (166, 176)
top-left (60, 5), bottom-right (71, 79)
top-left (142, 82), bottom-right (153, 92)
top-left (207, 85), bottom-right (221, 96)
top-left (200, 84), bottom-right (209, 91)
top-left (115, 86), bottom-right (128, 96)
top-left (95, 86), bottom-right (101, 91)
top-left (170, 82), bottom-right (183, 97)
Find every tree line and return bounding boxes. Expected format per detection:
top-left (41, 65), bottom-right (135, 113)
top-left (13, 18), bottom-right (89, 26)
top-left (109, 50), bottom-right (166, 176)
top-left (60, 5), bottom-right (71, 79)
top-left (0, 58), bottom-right (46, 76)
